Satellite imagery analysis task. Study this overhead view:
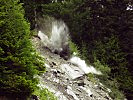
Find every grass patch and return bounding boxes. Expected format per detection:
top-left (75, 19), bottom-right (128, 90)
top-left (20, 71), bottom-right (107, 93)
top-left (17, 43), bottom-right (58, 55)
top-left (93, 60), bottom-right (125, 100)
top-left (32, 88), bottom-right (57, 100)
top-left (69, 39), bottom-right (80, 56)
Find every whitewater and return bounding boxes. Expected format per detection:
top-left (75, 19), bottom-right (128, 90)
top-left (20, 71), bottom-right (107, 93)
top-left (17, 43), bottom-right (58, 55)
top-left (32, 19), bottom-right (112, 100)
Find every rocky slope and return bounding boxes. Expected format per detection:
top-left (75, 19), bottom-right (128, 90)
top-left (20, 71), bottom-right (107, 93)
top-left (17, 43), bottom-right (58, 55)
top-left (32, 37), bottom-right (112, 100)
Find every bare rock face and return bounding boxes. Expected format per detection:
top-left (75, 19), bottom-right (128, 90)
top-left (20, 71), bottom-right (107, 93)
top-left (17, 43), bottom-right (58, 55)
top-left (32, 37), bottom-right (112, 100)
top-left (59, 44), bottom-right (71, 60)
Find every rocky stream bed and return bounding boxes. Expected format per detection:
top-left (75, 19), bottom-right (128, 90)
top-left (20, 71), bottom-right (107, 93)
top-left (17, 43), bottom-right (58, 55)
top-left (32, 37), bottom-right (112, 100)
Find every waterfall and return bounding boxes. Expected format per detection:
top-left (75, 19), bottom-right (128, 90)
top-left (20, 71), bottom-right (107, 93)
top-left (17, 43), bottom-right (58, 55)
top-left (35, 19), bottom-right (108, 100)
top-left (38, 20), bottom-right (69, 57)
top-left (38, 19), bottom-right (102, 76)
top-left (50, 20), bottom-right (69, 53)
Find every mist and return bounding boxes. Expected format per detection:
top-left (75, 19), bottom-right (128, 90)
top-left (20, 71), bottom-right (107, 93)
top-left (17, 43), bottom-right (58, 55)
top-left (38, 20), bottom-right (69, 57)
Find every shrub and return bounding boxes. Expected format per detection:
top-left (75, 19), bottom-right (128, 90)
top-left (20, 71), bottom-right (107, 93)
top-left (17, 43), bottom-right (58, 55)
top-left (79, 42), bottom-right (90, 64)
top-left (69, 39), bottom-right (80, 56)
top-left (93, 59), bottom-right (110, 76)
top-left (32, 88), bottom-right (57, 100)
top-left (0, 0), bottom-right (45, 98)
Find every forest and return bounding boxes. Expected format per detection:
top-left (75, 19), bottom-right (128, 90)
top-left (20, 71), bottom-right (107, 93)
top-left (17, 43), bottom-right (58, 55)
top-left (0, 0), bottom-right (133, 100)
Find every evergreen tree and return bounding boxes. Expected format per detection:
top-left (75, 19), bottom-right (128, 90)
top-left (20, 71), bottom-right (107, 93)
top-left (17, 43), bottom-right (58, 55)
top-left (19, 0), bottom-right (133, 98)
top-left (21, 0), bottom-right (52, 29)
top-left (0, 0), bottom-right (45, 99)
top-left (41, 0), bottom-right (133, 98)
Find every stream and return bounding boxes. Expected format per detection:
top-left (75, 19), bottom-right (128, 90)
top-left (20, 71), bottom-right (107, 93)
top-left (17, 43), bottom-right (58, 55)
top-left (32, 37), bottom-right (112, 100)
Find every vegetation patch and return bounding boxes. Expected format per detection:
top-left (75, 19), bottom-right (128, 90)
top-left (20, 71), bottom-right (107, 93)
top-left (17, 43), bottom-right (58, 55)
top-left (32, 88), bottom-right (57, 100)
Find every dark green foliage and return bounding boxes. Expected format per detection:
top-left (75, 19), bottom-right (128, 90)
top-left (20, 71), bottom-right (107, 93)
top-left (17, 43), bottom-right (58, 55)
top-left (20, 0), bottom-right (53, 29)
top-left (69, 39), bottom-right (80, 56)
top-left (21, 0), bottom-right (133, 99)
top-left (0, 0), bottom-right (45, 98)
top-left (93, 35), bottom-right (133, 98)
top-left (33, 88), bottom-right (57, 100)
top-left (93, 35), bottom-right (127, 74)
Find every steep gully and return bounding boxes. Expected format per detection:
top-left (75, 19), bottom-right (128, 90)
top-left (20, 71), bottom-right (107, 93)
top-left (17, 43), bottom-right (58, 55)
top-left (32, 37), bottom-right (112, 100)
top-left (32, 20), bottom-right (112, 100)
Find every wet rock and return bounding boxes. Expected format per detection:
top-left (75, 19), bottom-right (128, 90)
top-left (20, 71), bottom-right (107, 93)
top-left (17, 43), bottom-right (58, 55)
top-left (57, 70), bottom-right (61, 73)
top-left (45, 63), bottom-right (50, 68)
top-left (50, 64), bottom-right (53, 67)
top-left (53, 71), bottom-right (58, 77)
top-left (77, 82), bottom-right (85, 86)
top-left (32, 37), bottom-right (113, 100)
top-left (104, 96), bottom-right (110, 100)
top-left (59, 45), bottom-right (71, 60)
top-left (60, 64), bottom-right (84, 79)
top-left (52, 62), bottom-right (57, 66)
top-left (90, 94), bottom-right (93, 97)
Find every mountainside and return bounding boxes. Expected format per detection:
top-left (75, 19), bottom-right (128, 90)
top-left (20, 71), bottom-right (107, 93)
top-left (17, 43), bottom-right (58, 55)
top-left (1, 0), bottom-right (133, 99)
top-left (32, 36), bottom-right (112, 100)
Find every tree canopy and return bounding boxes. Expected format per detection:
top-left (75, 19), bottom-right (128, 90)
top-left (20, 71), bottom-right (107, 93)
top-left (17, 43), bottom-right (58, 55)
top-left (24, 0), bottom-right (133, 99)
top-left (0, 0), bottom-right (133, 99)
top-left (0, 0), bottom-right (45, 99)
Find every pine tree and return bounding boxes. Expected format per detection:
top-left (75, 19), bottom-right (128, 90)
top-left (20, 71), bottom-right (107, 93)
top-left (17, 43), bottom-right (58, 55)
top-left (0, 0), bottom-right (45, 99)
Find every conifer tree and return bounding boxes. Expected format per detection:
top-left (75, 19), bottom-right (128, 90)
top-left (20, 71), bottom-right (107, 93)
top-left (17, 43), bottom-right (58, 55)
top-left (0, 0), bottom-right (45, 99)
top-left (40, 0), bottom-right (133, 98)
